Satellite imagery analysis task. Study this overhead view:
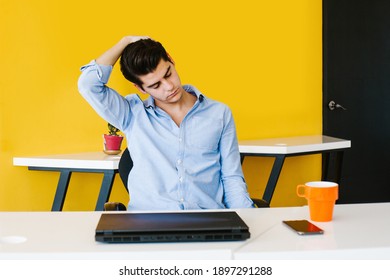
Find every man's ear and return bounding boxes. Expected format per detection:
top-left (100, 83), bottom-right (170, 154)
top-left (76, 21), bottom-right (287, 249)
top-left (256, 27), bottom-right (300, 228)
top-left (134, 83), bottom-right (146, 94)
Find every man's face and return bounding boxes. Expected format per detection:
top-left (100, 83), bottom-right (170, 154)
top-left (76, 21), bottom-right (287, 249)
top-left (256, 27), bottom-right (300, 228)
top-left (137, 59), bottom-right (184, 105)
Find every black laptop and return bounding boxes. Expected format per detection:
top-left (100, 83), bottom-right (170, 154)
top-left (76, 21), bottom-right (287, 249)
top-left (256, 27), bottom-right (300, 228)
top-left (95, 211), bottom-right (250, 243)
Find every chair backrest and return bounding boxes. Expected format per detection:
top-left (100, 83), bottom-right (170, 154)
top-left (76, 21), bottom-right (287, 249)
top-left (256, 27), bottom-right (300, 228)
top-left (118, 147), bottom-right (133, 192)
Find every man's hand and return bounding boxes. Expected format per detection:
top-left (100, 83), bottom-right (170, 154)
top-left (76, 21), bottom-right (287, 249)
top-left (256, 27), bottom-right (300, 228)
top-left (96, 35), bottom-right (150, 66)
top-left (120, 35), bottom-right (150, 46)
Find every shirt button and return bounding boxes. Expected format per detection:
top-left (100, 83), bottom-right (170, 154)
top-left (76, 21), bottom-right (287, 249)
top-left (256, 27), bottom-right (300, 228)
top-left (178, 137), bottom-right (182, 142)
top-left (177, 159), bottom-right (182, 165)
top-left (180, 198), bottom-right (184, 202)
top-left (179, 176), bottom-right (183, 182)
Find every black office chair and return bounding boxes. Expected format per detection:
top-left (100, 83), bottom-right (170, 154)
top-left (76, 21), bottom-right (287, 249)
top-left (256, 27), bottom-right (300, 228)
top-left (104, 148), bottom-right (269, 210)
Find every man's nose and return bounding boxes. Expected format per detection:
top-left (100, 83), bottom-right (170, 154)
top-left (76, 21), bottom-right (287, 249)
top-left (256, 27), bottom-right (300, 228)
top-left (162, 78), bottom-right (174, 90)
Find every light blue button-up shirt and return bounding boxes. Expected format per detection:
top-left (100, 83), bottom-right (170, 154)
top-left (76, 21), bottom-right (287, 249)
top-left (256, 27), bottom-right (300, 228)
top-left (78, 60), bottom-right (254, 210)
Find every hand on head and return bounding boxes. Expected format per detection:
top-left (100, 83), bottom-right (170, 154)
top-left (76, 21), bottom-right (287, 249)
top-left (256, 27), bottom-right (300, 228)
top-left (122, 35), bottom-right (151, 45)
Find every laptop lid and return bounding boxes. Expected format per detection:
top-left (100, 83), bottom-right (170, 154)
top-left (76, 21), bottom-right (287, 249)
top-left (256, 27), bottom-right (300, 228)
top-left (95, 211), bottom-right (250, 243)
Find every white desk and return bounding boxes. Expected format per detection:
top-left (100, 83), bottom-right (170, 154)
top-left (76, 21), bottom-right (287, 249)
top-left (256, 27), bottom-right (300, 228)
top-left (0, 204), bottom-right (388, 260)
top-left (13, 152), bottom-right (122, 211)
top-left (13, 135), bottom-right (351, 211)
top-left (0, 208), bottom-right (286, 260)
top-left (234, 203), bottom-right (390, 260)
top-left (239, 135), bottom-right (351, 204)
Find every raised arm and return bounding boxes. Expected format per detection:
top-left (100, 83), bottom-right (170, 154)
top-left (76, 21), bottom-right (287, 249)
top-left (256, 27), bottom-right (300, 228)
top-left (96, 35), bottom-right (149, 66)
top-left (78, 36), bottom-right (148, 130)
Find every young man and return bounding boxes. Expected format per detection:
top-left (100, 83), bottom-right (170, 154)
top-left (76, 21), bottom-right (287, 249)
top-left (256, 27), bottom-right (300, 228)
top-left (78, 36), bottom-right (254, 210)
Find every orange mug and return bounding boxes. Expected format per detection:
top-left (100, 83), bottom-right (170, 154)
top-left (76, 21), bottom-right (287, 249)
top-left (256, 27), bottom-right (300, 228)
top-left (297, 181), bottom-right (338, 222)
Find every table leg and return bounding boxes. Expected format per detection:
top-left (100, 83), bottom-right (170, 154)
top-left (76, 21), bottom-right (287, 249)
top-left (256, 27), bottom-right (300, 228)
top-left (321, 151), bottom-right (344, 184)
top-left (52, 170), bottom-right (72, 211)
top-left (322, 152), bottom-right (330, 181)
top-left (95, 170), bottom-right (117, 211)
top-left (334, 151), bottom-right (344, 184)
top-left (262, 155), bottom-right (285, 204)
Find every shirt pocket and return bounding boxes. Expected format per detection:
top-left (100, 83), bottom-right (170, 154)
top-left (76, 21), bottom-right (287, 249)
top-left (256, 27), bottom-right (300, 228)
top-left (187, 116), bottom-right (223, 151)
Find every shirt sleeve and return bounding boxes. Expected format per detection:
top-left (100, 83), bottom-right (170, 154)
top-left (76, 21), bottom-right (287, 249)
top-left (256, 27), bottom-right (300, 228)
top-left (219, 107), bottom-right (255, 209)
top-left (77, 60), bottom-right (131, 132)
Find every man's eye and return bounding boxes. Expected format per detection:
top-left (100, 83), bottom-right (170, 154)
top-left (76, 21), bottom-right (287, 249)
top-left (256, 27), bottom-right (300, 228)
top-left (165, 72), bottom-right (171, 78)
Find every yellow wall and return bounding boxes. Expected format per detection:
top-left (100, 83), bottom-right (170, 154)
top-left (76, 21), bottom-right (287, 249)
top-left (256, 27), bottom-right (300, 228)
top-left (0, 0), bottom-right (322, 211)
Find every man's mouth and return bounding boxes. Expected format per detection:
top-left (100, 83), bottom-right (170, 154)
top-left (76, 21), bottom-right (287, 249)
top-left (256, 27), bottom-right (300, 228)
top-left (168, 89), bottom-right (178, 99)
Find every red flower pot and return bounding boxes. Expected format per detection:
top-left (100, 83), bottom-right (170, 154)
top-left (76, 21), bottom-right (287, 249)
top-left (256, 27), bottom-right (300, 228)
top-left (103, 134), bottom-right (123, 154)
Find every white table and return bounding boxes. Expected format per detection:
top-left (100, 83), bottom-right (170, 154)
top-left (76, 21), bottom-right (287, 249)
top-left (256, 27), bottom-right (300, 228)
top-left (0, 203), bottom-right (388, 260)
top-left (13, 152), bottom-right (122, 211)
top-left (234, 203), bottom-right (390, 259)
top-left (0, 208), bottom-right (285, 260)
top-left (239, 135), bottom-right (351, 204)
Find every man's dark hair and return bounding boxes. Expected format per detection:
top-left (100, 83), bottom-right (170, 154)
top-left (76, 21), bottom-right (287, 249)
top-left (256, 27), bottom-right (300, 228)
top-left (120, 39), bottom-right (172, 88)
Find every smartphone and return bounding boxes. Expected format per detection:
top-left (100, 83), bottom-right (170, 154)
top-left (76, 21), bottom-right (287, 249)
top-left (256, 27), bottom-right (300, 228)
top-left (282, 220), bottom-right (324, 235)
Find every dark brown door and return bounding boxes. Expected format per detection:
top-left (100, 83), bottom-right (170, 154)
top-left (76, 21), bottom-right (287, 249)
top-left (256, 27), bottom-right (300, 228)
top-left (323, 0), bottom-right (390, 203)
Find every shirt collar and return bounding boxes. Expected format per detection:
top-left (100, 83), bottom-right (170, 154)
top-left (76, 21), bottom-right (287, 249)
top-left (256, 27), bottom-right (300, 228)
top-left (143, 96), bottom-right (155, 109)
top-left (182, 84), bottom-right (205, 102)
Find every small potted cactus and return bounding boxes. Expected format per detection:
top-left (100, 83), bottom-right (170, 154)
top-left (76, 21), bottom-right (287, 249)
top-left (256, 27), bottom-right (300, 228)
top-left (103, 123), bottom-right (123, 155)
